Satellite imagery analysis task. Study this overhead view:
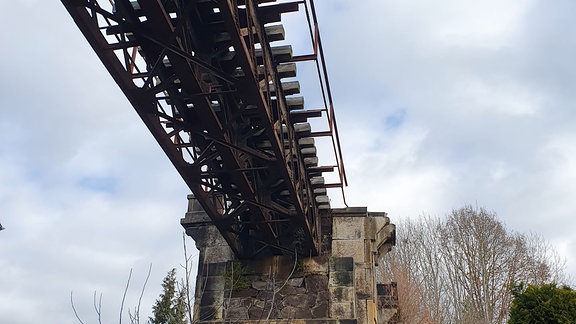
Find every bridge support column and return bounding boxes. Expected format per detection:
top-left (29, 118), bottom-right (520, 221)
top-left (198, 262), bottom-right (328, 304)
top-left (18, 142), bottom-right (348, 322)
top-left (182, 195), bottom-right (396, 323)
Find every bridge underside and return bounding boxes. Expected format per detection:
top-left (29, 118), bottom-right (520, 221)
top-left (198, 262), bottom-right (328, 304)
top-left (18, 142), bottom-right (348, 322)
top-left (62, 0), bottom-right (347, 258)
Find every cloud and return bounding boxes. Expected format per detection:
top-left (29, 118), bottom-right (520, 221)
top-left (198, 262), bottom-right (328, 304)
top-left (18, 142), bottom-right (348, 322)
top-left (1, 1), bottom-right (576, 322)
top-left (313, 0), bottom-right (576, 278)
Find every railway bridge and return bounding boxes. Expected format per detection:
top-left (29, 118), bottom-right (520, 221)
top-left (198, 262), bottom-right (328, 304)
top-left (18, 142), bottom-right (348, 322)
top-left (62, 0), bottom-right (396, 322)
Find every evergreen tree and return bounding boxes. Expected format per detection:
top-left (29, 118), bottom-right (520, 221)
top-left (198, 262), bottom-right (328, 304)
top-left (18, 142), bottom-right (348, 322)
top-left (149, 269), bottom-right (187, 324)
top-left (509, 283), bottom-right (576, 323)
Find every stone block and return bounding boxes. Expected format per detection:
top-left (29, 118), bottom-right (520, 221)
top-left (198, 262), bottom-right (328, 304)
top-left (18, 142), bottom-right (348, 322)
top-left (288, 277), bottom-right (304, 287)
top-left (330, 301), bottom-right (355, 319)
top-left (356, 299), bottom-right (368, 324)
top-left (332, 216), bottom-right (365, 239)
top-left (305, 274), bottom-right (329, 293)
top-left (363, 219), bottom-right (374, 243)
top-left (364, 239), bottom-right (372, 265)
top-left (339, 320), bottom-right (358, 324)
top-left (203, 244), bottom-right (234, 263)
top-left (230, 287), bottom-right (258, 298)
top-left (277, 284), bottom-right (307, 296)
top-left (314, 289), bottom-right (330, 304)
top-left (224, 304), bottom-right (248, 320)
top-left (251, 280), bottom-right (270, 290)
top-left (253, 299), bottom-right (267, 309)
top-left (284, 294), bottom-right (305, 307)
top-left (203, 262), bottom-right (227, 276)
top-left (256, 290), bottom-right (274, 301)
top-left (332, 207), bottom-right (368, 215)
top-left (280, 305), bottom-right (296, 318)
top-left (181, 210), bottom-right (211, 224)
top-left (248, 305), bottom-right (265, 319)
top-left (368, 211), bottom-right (389, 229)
top-left (330, 257), bottom-right (354, 272)
top-left (311, 301), bottom-right (329, 318)
top-left (198, 305), bottom-right (222, 320)
top-left (377, 284), bottom-right (386, 296)
top-left (377, 282), bottom-right (397, 298)
top-left (329, 271), bottom-right (354, 287)
top-left (331, 239), bottom-right (365, 263)
top-left (228, 297), bottom-right (252, 309)
top-left (266, 300), bottom-right (283, 319)
top-left (199, 290), bottom-right (224, 307)
top-left (329, 286), bottom-right (355, 302)
top-left (354, 267), bottom-right (373, 300)
top-left (306, 290), bottom-right (318, 306)
top-left (190, 225), bottom-right (226, 247)
top-left (291, 306), bottom-right (313, 319)
top-left (203, 276), bottom-right (226, 291)
top-left (380, 308), bottom-right (399, 323)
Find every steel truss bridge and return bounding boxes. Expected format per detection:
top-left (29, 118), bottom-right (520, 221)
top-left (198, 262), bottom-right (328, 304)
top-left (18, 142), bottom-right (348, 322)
top-left (62, 0), bottom-right (347, 259)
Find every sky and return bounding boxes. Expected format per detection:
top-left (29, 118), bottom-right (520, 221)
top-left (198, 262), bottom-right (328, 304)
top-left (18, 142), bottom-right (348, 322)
top-left (1, 0), bottom-right (576, 322)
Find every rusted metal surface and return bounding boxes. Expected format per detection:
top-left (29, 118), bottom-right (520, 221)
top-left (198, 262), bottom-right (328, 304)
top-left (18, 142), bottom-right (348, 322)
top-left (62, 0), bottom-right (347, 258)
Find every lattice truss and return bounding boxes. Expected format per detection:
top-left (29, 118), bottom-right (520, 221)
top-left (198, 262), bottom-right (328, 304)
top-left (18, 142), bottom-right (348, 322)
top-left (62, 0), bottom-right (347, 258)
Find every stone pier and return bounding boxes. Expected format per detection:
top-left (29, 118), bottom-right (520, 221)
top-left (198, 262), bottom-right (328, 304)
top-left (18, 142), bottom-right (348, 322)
top-left (182, 195), bottom-right (396, 323)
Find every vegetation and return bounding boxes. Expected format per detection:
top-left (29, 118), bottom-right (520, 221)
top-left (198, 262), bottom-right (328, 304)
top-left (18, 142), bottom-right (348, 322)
top-left (226, 260), bottom-right (249, 290)
top-left (149, 269), bottom-right (187, 324)
top-left (509, 283), bottom-right (576, 323)
top-left (379, 205), bottom-right (567, 324)
top-left (70, 207), bottom-right (568, 323)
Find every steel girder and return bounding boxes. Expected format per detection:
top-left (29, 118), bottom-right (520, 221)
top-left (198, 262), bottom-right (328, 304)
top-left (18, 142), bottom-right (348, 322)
top-left (62, 0), bottom-right (342, 258)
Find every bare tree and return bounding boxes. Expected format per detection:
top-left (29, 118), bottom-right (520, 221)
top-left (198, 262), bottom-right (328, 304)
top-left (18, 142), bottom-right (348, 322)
top-left (70, 266), bottom-right (152, 324)
top-left (380, 205), bottom-right (567, 324)
top-left (380, 215), bottom-right (445, 323)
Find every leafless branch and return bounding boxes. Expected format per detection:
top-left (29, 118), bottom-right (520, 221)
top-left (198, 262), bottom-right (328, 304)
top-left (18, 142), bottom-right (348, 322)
top-left (128, 308), bottom-right (136, 324)
top-left (182, 232), bottom-right (194, 324)
top-left (265, 265), bottom-right (277, 321)
top-left (70, 291), bottom-right (86, 324)
top-left (119, 268), bottom-right (133, 324)
top-left (93, 290), bottom-right (103, 324)
top-left (135, 263), bottom-right (153, 324)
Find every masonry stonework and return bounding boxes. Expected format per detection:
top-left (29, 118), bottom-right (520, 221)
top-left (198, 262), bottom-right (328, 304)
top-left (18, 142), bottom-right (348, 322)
top-left (182, 195), bottom-right (396, 323)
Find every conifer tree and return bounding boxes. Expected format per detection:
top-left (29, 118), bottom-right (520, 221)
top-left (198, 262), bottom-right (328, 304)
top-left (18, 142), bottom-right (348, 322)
top-left (149, 269), bottom-right (187, 324)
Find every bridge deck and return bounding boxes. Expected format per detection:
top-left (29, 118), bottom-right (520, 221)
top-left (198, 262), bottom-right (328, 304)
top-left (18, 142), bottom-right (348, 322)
top-left (62, 0), bottom-right (347, 258)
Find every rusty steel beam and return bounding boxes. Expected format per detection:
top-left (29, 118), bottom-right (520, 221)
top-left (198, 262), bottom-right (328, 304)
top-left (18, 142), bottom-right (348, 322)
top-left (217, 0), bottom-right (319, 255)
top-left (62, 0), bottom-right (346, 258)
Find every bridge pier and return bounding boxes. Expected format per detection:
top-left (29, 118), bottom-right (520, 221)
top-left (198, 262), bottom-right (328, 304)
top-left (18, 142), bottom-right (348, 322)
top-left (182, 195), bottom-right (397, 323)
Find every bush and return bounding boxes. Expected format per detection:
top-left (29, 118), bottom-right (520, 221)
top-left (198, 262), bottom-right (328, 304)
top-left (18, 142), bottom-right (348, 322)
top-left (509, 283), bottom-right (576, 323)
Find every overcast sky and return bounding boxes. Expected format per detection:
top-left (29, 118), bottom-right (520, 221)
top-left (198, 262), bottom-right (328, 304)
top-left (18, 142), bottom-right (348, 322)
top-left (1, 0), bottom-right (575, 322)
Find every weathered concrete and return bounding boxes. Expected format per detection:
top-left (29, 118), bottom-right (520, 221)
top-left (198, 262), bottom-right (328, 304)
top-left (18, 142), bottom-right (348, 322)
top-left (182, 195), bottom-right (396, 323)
